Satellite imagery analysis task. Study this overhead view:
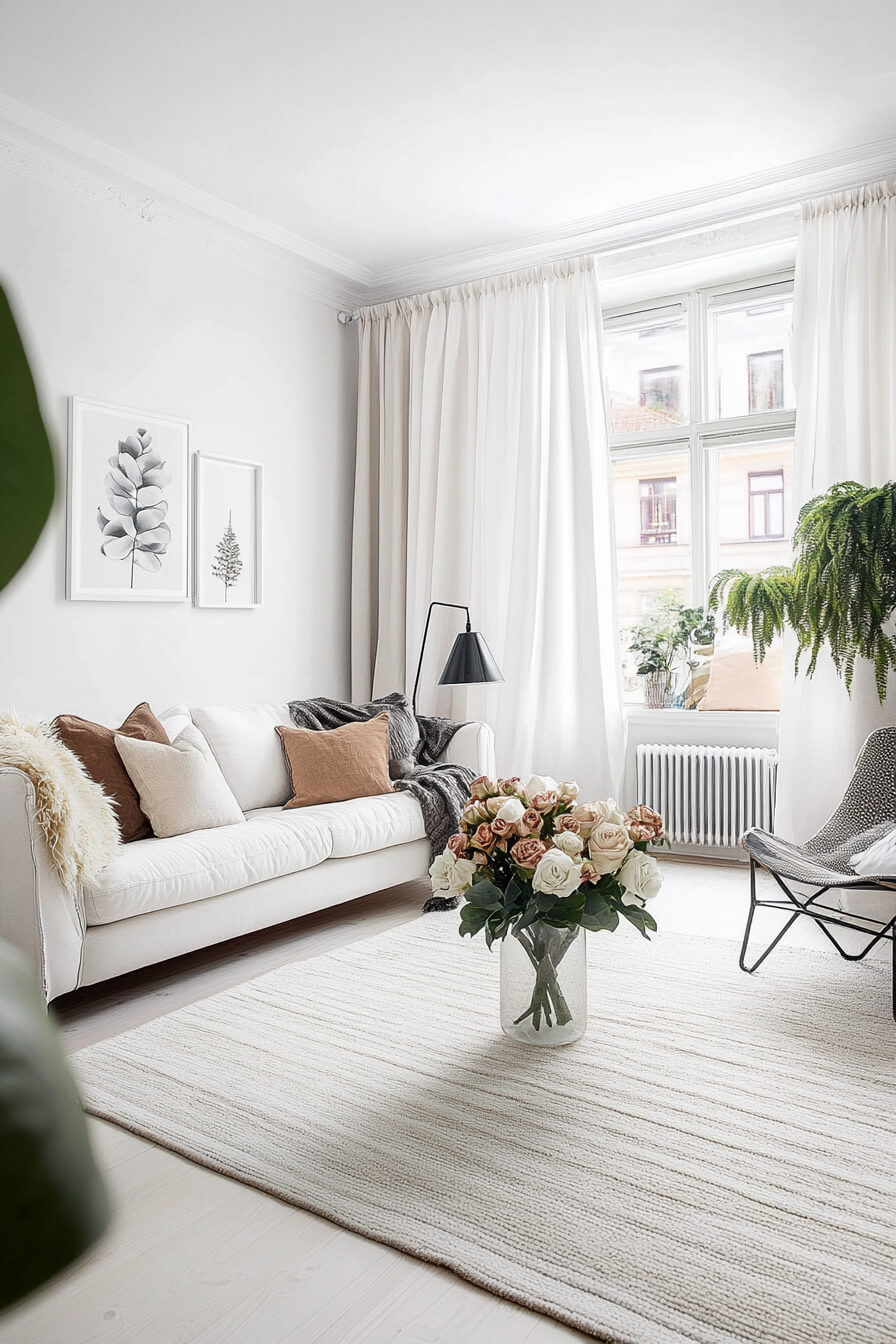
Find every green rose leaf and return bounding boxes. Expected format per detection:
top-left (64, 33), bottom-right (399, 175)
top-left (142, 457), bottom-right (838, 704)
top-left (459, 903), bottom-right (492, 938)
top-left (619, 903), bottom-right (657, 939)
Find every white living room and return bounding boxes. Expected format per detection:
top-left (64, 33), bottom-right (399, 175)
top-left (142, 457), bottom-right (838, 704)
top-left (0, 4), bottom-right (893, 1342)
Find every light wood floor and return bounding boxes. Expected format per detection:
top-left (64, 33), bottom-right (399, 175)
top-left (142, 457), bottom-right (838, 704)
top-left (0, 859), bottom-right (883, 1344)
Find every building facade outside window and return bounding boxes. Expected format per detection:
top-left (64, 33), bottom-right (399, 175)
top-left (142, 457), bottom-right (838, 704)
top-left (605, 274), bottom-right (796, 708)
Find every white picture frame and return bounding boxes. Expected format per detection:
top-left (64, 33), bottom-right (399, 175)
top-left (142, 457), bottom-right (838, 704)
top-left (67, 397), bottom-right (190, 602)
top-left (193, 453), bottom-right (263, 608)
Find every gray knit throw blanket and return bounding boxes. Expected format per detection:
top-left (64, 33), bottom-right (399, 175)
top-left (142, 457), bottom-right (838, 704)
top-left (287, 694), bottom-right (475, 912)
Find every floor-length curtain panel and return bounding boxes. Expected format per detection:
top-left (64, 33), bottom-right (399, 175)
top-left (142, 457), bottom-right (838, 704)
top-left (352, 257), bottom-right (625, 799)
top-left (776, 180), bottom-right (896, 842)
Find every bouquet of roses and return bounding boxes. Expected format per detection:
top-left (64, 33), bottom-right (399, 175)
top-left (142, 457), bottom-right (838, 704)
top-left (429, 775), bottom-right (664, 1031)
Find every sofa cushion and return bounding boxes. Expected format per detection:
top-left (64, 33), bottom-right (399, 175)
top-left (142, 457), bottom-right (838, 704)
top-left (53, 702), bottom-right (170, 843)
top-left (190, 703), bottom-right (293, 811)
top-left (277, 714), bottom-right (394, 809)
top-left (82, 808), bottom-right (333, 925)
top-left (254, 790), bottom-right (426, 859)
top-left (115, 724), bottom-right (244, 838)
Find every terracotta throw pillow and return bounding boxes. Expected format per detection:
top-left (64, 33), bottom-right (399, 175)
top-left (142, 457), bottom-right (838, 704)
top-left (53, 702), bottom-right (169, 843)
top-left (276, 713), bottom-right (394, 809)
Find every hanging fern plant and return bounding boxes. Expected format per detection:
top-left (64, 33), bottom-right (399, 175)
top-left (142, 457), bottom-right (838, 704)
top-left (708, 481), bottom-right (896, 703)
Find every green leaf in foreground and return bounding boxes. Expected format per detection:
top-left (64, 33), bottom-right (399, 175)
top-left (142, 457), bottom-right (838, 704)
top-left (0, 284), bottom-right (55, 591)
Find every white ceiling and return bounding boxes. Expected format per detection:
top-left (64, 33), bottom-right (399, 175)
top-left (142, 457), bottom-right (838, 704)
top-left (1, 0), bottom-right (896, 283)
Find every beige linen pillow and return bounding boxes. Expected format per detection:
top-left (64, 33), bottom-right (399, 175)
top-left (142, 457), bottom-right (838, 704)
top-left (700, 643), bottom-right (782, 712)
top-left (276, 713), bottom-right (394, 809)
top-left (114, 724), bottom-right (244, 838)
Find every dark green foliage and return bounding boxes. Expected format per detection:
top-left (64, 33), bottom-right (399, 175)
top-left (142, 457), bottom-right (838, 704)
top-left (708, 480), bottom-right (896, 703)
top-left (0, 284), bottom-right (55, 591)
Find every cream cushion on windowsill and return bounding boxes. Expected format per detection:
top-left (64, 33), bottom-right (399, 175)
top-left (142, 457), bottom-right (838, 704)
top-left (115, 724), bottom-right (245, 838)
top-left (700, 643), bottom-right (782, 712)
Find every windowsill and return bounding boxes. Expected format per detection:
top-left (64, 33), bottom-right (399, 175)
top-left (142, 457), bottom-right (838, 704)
top-left (624, 707), bottom-right (779, 724)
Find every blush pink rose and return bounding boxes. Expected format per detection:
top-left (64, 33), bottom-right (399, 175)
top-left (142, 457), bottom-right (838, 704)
top-left (470, 822), bottom-right (496, 852)
top-left (532, 790), bottom-right (560, 813)
top-left (555, 814), bottom-right (581, 834)
top-left (446, 833), bottom-right (468, 857)
top-left (499, 776), bottom-right (523, 796)
top-left (490, 817), bottom-right (513, 839)
top-left (626, 804), bottom-right (664, 843)
top-left (511, 837), bottom-right (547, 870)
top-left (470, 776), bottom-right (497, 801)
top-left (521, 808), bottom-right (544, 835)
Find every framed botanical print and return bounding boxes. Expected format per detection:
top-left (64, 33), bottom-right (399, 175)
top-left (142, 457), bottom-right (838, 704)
top-left (193, 453), bottom-right (263, 608)
top-left (67, 397), bottom-right (190, 601)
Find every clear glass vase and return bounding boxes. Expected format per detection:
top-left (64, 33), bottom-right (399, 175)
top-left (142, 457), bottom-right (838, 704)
top-left (500, 921), bottom-right (587, 1046)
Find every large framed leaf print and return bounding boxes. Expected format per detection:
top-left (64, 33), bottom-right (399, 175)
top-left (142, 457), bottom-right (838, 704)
top-left (67, 398), bottom-right (190, 601)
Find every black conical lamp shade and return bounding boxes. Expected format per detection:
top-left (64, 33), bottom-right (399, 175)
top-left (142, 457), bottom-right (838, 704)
top-left (438, 630), bottom-right (503, 687)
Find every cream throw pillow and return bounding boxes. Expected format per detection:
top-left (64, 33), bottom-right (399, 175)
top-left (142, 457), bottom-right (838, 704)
top-left (115, 724), bottom-right (244, 838)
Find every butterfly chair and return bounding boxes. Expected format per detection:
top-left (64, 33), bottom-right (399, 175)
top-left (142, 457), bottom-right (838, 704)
top-left (740, 726), bottom-right (896, 1019)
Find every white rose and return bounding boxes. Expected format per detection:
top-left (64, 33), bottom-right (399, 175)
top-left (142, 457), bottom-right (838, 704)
top-left (429, 849), bottom-right (478, 897)
top-left (594, 797), bottom-right (627, 826)
top-left (524, 773), bottom-right (558, 804)
top-left (495, 796), bottom-right (526, 825)
top-left (551, 831), bottom-right (585, 858)
top-left (446, 855), bottom-right (477, 896)
top-left (532, 849), bottom-right (582, 900)
top-left (429, 850), bottom-right (454, 892)
top-left (617, 850), bottom-right (663, 905)
top-left (588, 821), bottom-right (633, 874)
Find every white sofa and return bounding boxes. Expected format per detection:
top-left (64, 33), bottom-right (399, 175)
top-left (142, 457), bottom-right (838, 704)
top-left (0, 702), bottom-right (495, 1002)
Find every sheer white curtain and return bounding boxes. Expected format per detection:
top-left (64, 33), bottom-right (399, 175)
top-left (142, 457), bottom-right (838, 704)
top-left (352, 256), bottom-right (624, 798)
top-left (776, 180), bottom-right (896, 842)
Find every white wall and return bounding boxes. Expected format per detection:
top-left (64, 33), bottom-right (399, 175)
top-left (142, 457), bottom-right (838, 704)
top-left (0, 167), bottom-right (357, 722)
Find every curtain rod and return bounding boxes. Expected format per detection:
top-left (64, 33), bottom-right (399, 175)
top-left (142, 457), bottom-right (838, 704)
top-left (334, 200), bottom-right (809, 322)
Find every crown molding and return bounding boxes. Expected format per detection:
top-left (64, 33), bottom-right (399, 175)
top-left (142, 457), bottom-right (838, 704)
top-left (363, 136), bottom-right (896, 304)
top-left (0, 93), bottom-right (371, 310)
top-left (1, 88), bottom-right (894, 314)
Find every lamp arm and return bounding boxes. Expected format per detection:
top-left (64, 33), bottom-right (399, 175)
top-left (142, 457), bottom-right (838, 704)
top-left (411, 601), bottom-right (471, 717)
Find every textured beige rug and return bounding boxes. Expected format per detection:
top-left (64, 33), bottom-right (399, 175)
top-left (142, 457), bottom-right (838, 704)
top-left (72, 920), bottom-right (895, 1344)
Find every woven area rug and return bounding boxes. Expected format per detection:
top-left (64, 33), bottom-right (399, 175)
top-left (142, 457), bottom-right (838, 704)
top-left (71, 920), bottom-right (895, 1344)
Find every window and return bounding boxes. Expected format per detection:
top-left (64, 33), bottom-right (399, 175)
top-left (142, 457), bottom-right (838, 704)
top-left (747, 351), bottom-right (784, 414)
top-left (639, 368), bottom-right (682, 417)
top-left (604, 306), bottom-right (688, 433)
top-left (605, 275), bottom-right (795, 710)
top-left (748, 469), bottom-right (785, 539)
top-left (639, 477), bottom-right (677, 545)
top-left (708, 288), bottom-right (794, 420)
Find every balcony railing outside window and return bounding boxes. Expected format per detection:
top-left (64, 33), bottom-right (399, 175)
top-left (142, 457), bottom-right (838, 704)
top-left (639, 478), bottom-right (677, 546)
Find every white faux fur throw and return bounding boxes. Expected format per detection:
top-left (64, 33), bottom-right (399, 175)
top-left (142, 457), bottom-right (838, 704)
top-left (0, 713), bottom-right (120, 890)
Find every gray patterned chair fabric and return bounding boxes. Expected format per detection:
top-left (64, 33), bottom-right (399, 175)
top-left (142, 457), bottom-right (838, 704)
top-left (740, 727), bottom-right (896, 1019)
top-left (742, 725), bottom-right (896, 885)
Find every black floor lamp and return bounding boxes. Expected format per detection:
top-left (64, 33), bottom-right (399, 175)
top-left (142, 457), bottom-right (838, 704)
top-left (411, 601), bottom-right (503, 717)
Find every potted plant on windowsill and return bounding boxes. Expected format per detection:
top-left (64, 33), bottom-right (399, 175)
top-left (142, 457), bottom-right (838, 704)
top-left (628, 596), bottom-right (715, 709)
top-left (708, 480), bottom-right (896, 702)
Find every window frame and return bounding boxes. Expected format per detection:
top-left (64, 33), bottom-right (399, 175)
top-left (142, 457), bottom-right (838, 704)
top-left (747, 467), bottom-right (785, 539)
top-left (606, 270), bottom-right (796, 613)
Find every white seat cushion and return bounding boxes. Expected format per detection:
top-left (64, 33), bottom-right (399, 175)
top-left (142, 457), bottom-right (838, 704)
top-left (253, 791), bottom-right (426, 859)
top-left (190, 703), bottom-right (293, 811)
top-left (83, 809), bottom-right (333, 925)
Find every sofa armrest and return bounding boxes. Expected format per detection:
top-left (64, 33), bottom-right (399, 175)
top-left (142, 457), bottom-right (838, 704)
top-left (0, 769), bottom-right (85, 1002)
top-left (438, 721), bottom-right (496, 779)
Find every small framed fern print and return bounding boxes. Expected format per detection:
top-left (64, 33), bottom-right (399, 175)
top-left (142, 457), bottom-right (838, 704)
top-left (192, 453), bottom-right (263, 608)
top-left (67, 397), bottom-right (190, 601)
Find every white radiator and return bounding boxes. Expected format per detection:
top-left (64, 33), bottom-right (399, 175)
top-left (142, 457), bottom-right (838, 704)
top-left (635, 744), bottom-right (777, 850)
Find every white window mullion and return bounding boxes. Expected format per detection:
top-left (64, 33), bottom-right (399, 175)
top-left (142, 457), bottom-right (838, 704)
top-left (689, 288), bottom-right (707, 605)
